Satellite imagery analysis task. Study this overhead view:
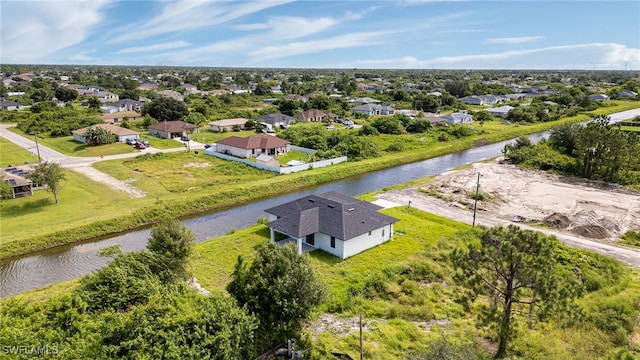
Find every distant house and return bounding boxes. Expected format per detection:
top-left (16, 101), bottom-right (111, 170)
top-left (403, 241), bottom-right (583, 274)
top-left (215, 135), bottom-right (290, 158)
top-left (255, 113), bottom-right (296, 129)
top-left (148, 121), bottom-right (198, 139)
top-left (89, 91), bottom-right (119, 103)
top-left (264, 191), bottom-right (399, 258)
top-left (485, 105), bottom-right (514, 118)
top-left (588, 94), bottom-right (609, 102)
top-left (181, 83), bottom-right (198, 92)
top-left (441, 112), bottom-right (473, 124)
top-left (351, 97), bottom-right (381, 106)
top-left (297, 108), bottom-right (338, 122)
top-left (618, 89), bottom-right (638, 98)
top-left (351, 103), bottom-right (395, 116)
top-left (97, 111), bottom-right (142, 124)
top-left (72, 124), bottom-right (139, 143)
top-left (0, 100), bottom-right (24, 111)
top-left (209, 118), bottom-right (248, 132)
top-left (423, 114), bottom-right (447, 126)
top-left (101, 99), bottom-right (143, 113)
top-left (461, 95), bottom-right (484, 105)
top-left (156, 90), bottom-right (184, 102)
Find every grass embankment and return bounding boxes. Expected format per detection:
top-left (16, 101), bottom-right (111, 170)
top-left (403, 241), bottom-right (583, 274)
top-left (0, 137), bottom-right (36, 166)
top-left (6, 201), bottom-right (640, 358)
top-left (1, 103), bottom-right (638, 259)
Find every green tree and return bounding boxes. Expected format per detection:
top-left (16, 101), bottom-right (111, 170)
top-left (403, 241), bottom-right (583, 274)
top-left (27, 161), bottom-right (65, 204)
top-left (87, 96), bottom-right (102, 109)
top-left (84, 126), bottom-right (115, 146)
top-left (444, 80), bottom-right (470, 97)
top-left (147, 218), bottom-right (194, 281)
top-left (473, 110), bottom-right (493, 123)
top-left (451, 226), bottom-right (578, 359)
top-left (548, 122), bottom-right (581, 156)
top-left (119, 89), bottom-right (140, 101)
top-left (227, 242), bottom-right (326, 346)
top-left (142, 97), bottom-right (188, 122)
top-left (55, 87), bottom-right (78, 102)
top-left (0, 176), bottom-right (13, 200)
top-left (371, 116), bottom-right (404, 134)
top-left (184, 112), bottom-right (207, 127)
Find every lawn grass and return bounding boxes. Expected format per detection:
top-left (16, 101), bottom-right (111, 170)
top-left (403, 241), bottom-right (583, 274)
top-left (0, 168), bottom-right (135, 248)
top-left (1, 104), bottom-right (638, 259)
top-left (276, 150), bottom-right (311, 164)
top-left (0, 137), bottom-right (37, 167)
top-left (8, 127), bottom-right (138, 157)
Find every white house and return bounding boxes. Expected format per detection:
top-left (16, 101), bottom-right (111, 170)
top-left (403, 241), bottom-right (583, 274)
top-left (588, 94), bottom-right (609, 102)
top-left (441, 112), bottom-right (473, 124)
top-left (72, 124), bottom-right (139, 143)
top-left (0, 100), bottom-right (24, 111)
top-left (485, 105), bottom-right (514, 118)
top-left (264, 191), bottom-right (399, 259)
top-left (351, 103), bottom-right (395, 116)
top-left (209, 118), bottom-right (249, 132)
top-left (215, 135), bottom-right (290, 158)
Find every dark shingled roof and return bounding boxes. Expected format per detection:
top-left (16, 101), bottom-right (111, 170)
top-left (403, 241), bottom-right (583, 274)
top-left (264, 191), bottom-right (398, 240)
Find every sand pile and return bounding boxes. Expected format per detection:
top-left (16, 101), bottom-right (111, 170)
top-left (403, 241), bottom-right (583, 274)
top-left (571, 225), bottom-right (611, 239)
top-left (543, 213), bottom-right (571, 229)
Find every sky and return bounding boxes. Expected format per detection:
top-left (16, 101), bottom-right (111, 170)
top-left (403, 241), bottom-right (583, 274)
top-left (1, 0), bottom-right (639, 70)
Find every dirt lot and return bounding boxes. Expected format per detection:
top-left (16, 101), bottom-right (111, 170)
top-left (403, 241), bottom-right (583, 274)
top-left (375, 159), bottom-right (640, 266)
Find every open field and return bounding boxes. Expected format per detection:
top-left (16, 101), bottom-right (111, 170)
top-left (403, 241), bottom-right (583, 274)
top-left (0, 137), bottom-right (36, 167)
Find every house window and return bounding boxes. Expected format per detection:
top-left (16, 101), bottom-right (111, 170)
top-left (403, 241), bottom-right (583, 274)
top-left (382, 229), bottom-right (385, 237)
top-left (368, 231), bottom-right (372, 236)
top-left (305, 234), bottom-right (315, 246)
top-left (330, 237), bottom-right (335, 248)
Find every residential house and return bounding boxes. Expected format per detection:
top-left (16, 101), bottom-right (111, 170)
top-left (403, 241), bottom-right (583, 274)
top-left (351, 103), bottom-right (395, 116)
top-left (283, 94), bottom-right (307, 102)
top-left (255, 113), bottom-right (296, 129)
top-left (351, 97), bottom-right (381, 106)
top-left (588, 94), bottom-right (609, 102)
top-left (618, 90), bottom-right (637, 98)
top-left (209, 89), bottom-right (230, 96)
top-left (461, 95), bottom-right (485, 105)
top-left (97, 111), bottom-right (142, 124)
top-left (181, 83), bottom-right (198, 92)
top-left (156, 90), bottom-right (184, 102)
top-left (72, 124), bottom-right (139, 143)
top-left (0, 100), bottom-right (24, 111)
top-left (101, 99), bottom-right (143, 113)
top-left (148, 121), bottom-right (198, 139)
top-left (89, 91), bottom-right (119, 103)
top-left (423, 114), bottom-right (447, 126)
top-left (209, 118), bottom-right (249, 132)
top-left (485, 105), bottom-right (514, 118)
top-left (215, 135), bottom-right (291, 158)
top-left (297, 109), bottom-right (339, 122)
top-left (1, 167), bottom-right (34, 198)
top-left (441, 112), bottom-right (473, 124)
top-left (264, 191), bottom-right (399, 258)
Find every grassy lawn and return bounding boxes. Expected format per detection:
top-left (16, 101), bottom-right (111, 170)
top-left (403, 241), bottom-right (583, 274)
top-left (0, 169), bottom-right (135, 248)
top-left (137, 133), bottom-right (185, 149)
top-left (276, 150), bottom-right (311, 164)
top-left (0, 137), bottom-right (38, 167)
top-left (188, 129), bottom-right (262, 144)
top-left (8, 127), bottom-right (139, 157)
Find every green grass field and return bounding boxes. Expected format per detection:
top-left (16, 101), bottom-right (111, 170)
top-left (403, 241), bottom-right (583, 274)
top-left (0, 137), bottom-right (38, 167)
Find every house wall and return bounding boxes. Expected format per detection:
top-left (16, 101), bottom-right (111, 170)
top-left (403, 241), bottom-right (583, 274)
top-left (342, 223), bottom-right (394, 259)
top-left (311, 232), bottom-right (345, 258)
top-left (73, 133), bottom-right (86, 143)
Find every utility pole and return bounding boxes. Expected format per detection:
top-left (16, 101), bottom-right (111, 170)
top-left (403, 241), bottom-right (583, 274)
top-left (359, 314), bottom-right (363, 360)
top-left (472, 172), bottom-right (481, 228)
top-left (31, 132), bottom-right (42, 163)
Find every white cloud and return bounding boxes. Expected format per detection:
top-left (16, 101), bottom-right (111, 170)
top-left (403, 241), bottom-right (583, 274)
top-left (250, 31), bottom-right (389, 60)
top-left (344, 43), bottom-right (640, 70)
top-left (483, 36), bottom-right (544, 44)
top-left (116, 41), bottom-right (191, 54)
top-left (108, 0), bottom-right (294, 43)
top-left (1, 0), bottom-right (110, 63)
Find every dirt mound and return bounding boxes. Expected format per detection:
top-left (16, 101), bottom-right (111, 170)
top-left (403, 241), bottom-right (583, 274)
top-left (572, 210), bottom-right (600, 227)
top-left (571, 225), bottom-right (611, 239)
top-left (543, 213), bottom-right (571, 229)
top-left (571, 210), bottom-right (622, 236)
top-left (599, 216), bottom-right (623, 233)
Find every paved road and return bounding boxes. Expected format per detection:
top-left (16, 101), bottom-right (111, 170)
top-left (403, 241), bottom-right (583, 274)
top-left (0, 123), bottom-right (205, 168)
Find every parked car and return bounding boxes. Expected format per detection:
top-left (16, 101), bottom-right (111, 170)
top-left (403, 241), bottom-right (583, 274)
top-left (181, 135), bottom-right (190, 141)
top-left (134, 142), bottom-right (146, 149)
top-left (125, 138), bottom-right (137, 145)
top-left (141, 140), bottom-right (150, 147)
top-left (204, 144), bottom-right (212, 149)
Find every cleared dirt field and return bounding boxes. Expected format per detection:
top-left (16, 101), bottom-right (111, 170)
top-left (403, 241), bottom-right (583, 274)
top-left (375, 159), bottom-right (640, 266)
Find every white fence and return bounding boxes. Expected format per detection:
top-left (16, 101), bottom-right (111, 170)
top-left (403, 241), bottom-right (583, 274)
top-left (203, 146), bottom-right (347, 174)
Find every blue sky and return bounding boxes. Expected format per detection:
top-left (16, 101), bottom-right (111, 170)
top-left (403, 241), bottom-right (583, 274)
top-left (1, 0), bottom-right (639, 70)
